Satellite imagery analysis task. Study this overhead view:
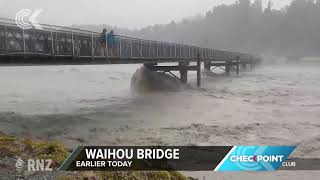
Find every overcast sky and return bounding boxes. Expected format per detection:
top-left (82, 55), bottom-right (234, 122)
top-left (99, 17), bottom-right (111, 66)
top-left (0, 0), bottom-right (292, 29)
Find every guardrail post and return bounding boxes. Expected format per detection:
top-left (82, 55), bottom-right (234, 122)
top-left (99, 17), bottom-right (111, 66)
top-left (105, 36), bottom-right (108, 58)
top-left (193, 47), bottom-right (196, 58)
top-left (185, 46), bottom-right (187, 58)
top-left (4, 25), bottom-right (8, 53)
top-left (156, 42), bottom-right (158, 58)
top-left (130, 39), bottom-right (133, 57)
top-left (22, 29), bottom-right (26, 58)
top-left (91, 33), bottom-right (94, 60)
top-left (201, 48), bottom-right (203, 59)
top-left (197, 53), bottom-right (201, 87)
top-left (71, 31), bottom-right (75, 58)
top-left (163, 43), bottom-right (165, 58)
top-left (106, 45), bottom-right (108, 58)
top-left (236, 56), bottom-right (240, 75)
top-left (119, 38), bottom-right (122, 57)
top-left (140, 39), bottom-right (142, 57)
top-left (148, 41), bottom-right (150, 57)
top-left (50, 25), bottom-right (54, 56)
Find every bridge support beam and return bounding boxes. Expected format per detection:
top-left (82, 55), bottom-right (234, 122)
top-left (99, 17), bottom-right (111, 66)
top-left (204, 61), bottom-right (211, 71)
top-left (204, 59), bottom-right (246, 76)
top-left (197, 55), bottom-right (201, 87)
top-left (236, 57), bottom-right (239, 75)
top-left (4, 26), bottom-right (8, 54)
top-left (241, 63), bottom-right (247, 71)
top-left (250, 57), bottom-right (254, 70)
top-left (179, 62), bottom-right (188, 84)
top-left (144, 60), bottom-right (201, 87)
top-left (225, 62), bottom-right (231, 75)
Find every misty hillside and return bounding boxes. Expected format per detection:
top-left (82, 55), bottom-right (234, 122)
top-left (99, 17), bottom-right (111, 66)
top-left (74, 0), bottom-right (320, 59)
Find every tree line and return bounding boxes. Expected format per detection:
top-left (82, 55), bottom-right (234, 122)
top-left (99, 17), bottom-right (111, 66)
top-left (132, 0), bottom-right (320, 59)
top-left (76, 0), bottom-right (320, 59)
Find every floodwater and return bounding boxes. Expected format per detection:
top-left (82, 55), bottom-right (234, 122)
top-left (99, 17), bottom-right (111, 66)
top-left (0, 61), bottom-right (320, 179)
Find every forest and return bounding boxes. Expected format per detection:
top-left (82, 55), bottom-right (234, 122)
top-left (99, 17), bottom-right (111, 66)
top-left (76, 0), bottom-right (320, 59)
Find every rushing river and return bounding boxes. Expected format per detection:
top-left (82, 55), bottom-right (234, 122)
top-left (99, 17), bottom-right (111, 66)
top-left (0, 61), bottom-right (319, 179)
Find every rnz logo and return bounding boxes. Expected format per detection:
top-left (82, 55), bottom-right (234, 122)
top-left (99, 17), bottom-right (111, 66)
top-left (28, 159), bottom-right (53, 171)
top-left (15, 157), bottom-right (53, 172)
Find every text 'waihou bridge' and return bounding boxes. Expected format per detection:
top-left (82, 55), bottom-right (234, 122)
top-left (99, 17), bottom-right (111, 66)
top-left (0, 18), bottom-right (260, 87)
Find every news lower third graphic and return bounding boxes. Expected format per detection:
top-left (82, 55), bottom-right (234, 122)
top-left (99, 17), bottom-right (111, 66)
top-left (54, 146), bottom-right (320, 171)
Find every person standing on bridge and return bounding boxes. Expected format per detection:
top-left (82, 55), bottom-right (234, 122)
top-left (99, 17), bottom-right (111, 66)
top-left (107, 30), bottom-right (116, 57)
top-left (98, 28), bottom-right (107, 56)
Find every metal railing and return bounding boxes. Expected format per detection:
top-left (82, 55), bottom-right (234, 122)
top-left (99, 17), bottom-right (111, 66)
top-left (0, 18), bottom-right (252, 61)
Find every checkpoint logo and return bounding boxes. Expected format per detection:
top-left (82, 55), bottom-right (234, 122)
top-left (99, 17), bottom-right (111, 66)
top-left (230, 154), bottom-right (284, 163)
top-left (214, 146), bottom-right (296, 171)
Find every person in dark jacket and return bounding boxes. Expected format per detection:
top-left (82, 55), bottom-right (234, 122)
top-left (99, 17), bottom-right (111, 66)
top-left (107, 30), bottom-right (116, 56)
top-left (98, 28), bottom-right (107, 56)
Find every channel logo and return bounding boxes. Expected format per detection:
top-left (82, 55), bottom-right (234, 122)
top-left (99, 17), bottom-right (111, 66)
top-left (214, 146), bottom-right (296, 171)
top-left (15, 9), bottom-right (43, 30)
top-left (230, 155), bottom-right (284, 163)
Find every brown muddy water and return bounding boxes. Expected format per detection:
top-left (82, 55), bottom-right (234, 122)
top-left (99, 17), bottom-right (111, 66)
top-left (0, 62), bottom-right (319, 179)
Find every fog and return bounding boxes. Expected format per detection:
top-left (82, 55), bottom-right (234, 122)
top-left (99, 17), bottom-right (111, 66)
top-left (129, 0), bottom-right (320, 59)
top-left (0, 0), bottom-right (291, 28)
top-left (61, 0), bottom-right (318, 60)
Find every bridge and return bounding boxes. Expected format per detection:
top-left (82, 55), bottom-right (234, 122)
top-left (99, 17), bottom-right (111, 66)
top-left (0, 18), bottom-right (260, 86)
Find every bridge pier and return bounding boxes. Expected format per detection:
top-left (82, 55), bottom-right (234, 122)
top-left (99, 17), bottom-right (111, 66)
top-left (178, 62), bottom-right (188, 84)
top-left (144, 60), bottom-right (201, 87)
top-left (197, 60), bottom-right (201, 87)
top-left (204, 57), bottom-right (245, 76)
top-left (236, 57), bottom-right (239, 75)
top-left (241, 63), bottom-right (247, 71)
top-left (225, 61), bottom-right (231, 75)
top-left (250, 57), bottom-right (254, 70)
top-left (204, 61), bottom-right (211, 71)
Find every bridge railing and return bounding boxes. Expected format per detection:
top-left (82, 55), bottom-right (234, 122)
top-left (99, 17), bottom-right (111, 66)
top-left (0, 18), bottom-right (252, 61)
